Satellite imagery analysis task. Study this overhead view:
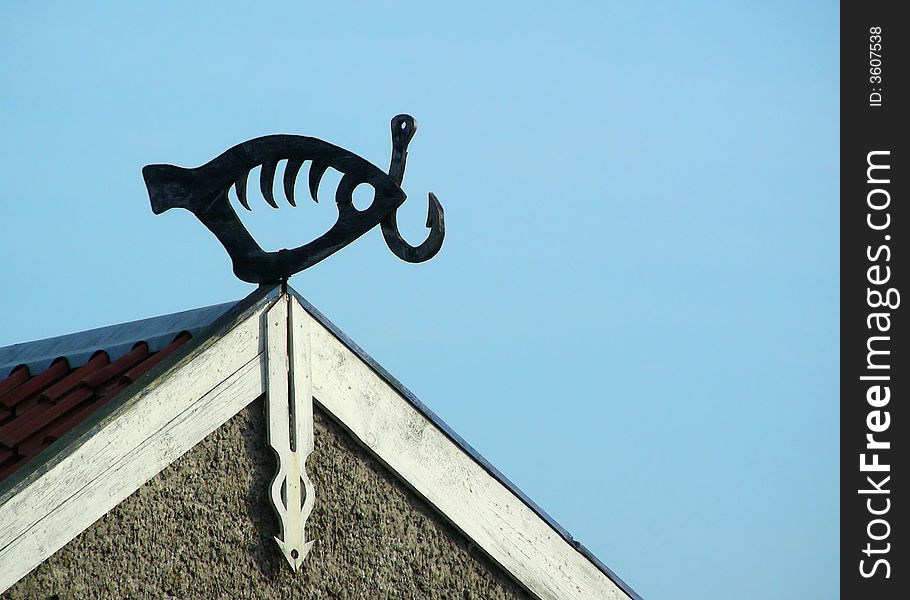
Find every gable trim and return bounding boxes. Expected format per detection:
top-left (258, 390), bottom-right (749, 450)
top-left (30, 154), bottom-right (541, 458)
top-left (0, 286), bottom-right (279, 591)
top-left (290, 289), bottom-right (641, 600)
top-left (1, 285), bottom-right (638, 599)
top-left (297, 293), bottom-right (633, 600)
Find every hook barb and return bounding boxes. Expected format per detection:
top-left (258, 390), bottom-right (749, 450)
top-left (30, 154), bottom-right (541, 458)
top-left (381, 192), bottom-right (445, 263)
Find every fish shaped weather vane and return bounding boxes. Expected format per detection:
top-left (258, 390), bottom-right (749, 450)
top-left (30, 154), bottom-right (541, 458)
top-left (142, 114), bottom-right (445, 283)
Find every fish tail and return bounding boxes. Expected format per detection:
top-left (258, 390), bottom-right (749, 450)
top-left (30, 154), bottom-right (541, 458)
top-left (142, 164), bottom-right (197, 214)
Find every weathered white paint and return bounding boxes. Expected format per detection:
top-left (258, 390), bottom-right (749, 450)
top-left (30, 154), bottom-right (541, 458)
top-left (265, 295), bottom-right (316, 571)
top-left (0, 298), bottom-right (274, 592)
top-left (0, 289), bottom-right (631, 599)
top-left (302, 295), bottom-right (629, 600)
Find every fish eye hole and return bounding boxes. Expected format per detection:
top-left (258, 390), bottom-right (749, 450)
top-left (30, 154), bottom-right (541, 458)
top-left (400, 121), bottom-right (408, 130)
top-left (352, 183), bottom-right (375, 211)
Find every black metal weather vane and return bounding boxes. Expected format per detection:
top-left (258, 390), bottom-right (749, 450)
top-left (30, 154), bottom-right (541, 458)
top-left (142, 114), bottom-right (444, 283)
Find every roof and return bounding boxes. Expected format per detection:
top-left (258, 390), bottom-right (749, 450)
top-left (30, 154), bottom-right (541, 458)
top-left (0, 301), bottom-right (239, 484)
top-left (0, 332), bottom-right (190, 482)
top-left (0, 301), bottom-right (238, 379)
top-left (0, 285), bottom-right (641, 600)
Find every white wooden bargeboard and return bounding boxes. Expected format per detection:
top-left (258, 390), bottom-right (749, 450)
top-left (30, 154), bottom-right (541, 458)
top-left (0, 290), bottom-right (630, 599)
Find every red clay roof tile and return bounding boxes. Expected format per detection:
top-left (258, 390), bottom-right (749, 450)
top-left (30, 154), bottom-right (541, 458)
top-left (0, 365), bottom-right (30, 399)
top-left (81, 343), bottom-right (149, 390)
top-left (0, 458), bottom-right (23, 482)
top-left (12, 394), bottom-right (41, 417)
top-left (43, 395), bottom-right (111, 442)
top-left (0, 359), bottom-right (70, 411)
top-left (1, 386), bottom-right (94, 448)
top-left (0, 332), bottom-right (192, 484)
top-left (41, 352), bottom-right (110, 403)
top-left (120, 331), bottom-right (191, 384)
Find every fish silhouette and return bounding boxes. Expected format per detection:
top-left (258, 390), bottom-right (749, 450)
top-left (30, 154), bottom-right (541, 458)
top-left (143, 114), bottom-right (444, 283)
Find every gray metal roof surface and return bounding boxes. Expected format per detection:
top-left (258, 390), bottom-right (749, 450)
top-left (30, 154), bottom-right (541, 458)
top-left (0, 301), bottom-right (240, 380)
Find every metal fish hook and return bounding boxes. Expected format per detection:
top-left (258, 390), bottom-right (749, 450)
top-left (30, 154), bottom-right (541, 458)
top-left (381, 115), bottom-right (446, 263)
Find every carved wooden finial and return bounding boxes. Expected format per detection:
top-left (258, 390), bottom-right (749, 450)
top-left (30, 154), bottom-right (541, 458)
top-left (266, 294), bottom-right (316, 570)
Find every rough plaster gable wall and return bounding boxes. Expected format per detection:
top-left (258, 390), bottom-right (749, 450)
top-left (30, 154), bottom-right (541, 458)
top-left (4, 399), bottom-right (530, 599)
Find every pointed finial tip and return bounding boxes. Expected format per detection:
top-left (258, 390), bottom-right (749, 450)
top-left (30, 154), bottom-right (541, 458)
top-left (275, 536), bottom-right (316, 572)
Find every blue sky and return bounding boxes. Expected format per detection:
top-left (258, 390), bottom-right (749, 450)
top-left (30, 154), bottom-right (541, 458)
top-left (0, 2), bottom-right (838, 598)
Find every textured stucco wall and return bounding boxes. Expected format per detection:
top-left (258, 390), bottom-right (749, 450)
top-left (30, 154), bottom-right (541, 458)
top-left (4, 398), bottom-right (531, 599)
